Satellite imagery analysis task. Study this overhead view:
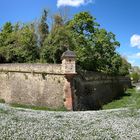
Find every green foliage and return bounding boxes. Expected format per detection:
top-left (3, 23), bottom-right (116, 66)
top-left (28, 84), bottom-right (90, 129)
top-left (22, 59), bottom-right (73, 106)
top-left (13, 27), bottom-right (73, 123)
top-left (0, 22), bottom-right (39, 63)
top-left (38, 9), bottom-right (49, 47)
top-left (40, 14), bottom-right (76, 63)
top-left (0, 54), bottom-right (6, 63)
top-left (0, 11), bottom-right (131, 76)
top-left (15, 24), bottom-right (39, 62)
top-left (130, 66), bottom-right (140, 81)
top-left (103, 88), bottom-right (140, 109)
top-left (131, 72), bottom-right (140, 83)
top-left (0, 99), bottom-right (5, 103)
top-left (10, 103), bottom-right (67, 111)
top-left (67, 12), bottom-right (129, 75)
top-left (68, 11), bottom-right (99, 35)
top-left (67, 12), bottom-right (97, 70)
top-left (119, 57), bottom-right (131, 76)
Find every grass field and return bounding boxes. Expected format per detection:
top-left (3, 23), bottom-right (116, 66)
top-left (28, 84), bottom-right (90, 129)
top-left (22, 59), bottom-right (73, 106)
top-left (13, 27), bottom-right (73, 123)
top-left (103, 88), bottom-right (140, 110)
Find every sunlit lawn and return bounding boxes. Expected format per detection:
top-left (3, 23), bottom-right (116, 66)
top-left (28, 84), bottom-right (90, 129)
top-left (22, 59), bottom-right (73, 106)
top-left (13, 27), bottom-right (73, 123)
top-left (103, 88), bottom-right (140, 109)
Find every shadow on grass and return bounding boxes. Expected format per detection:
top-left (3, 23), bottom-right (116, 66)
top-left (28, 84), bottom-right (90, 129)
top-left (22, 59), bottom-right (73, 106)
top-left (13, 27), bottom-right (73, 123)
top-left (115, 92), bottom-right (131, 100)
top-left (10, 103), bottom-right (67, 111)
top-left (0, 99), bottom-right (5, 104)
top-left (79, 90), bottom-right (133, 111)
top-left (102, 88), bottom-right (137, 110)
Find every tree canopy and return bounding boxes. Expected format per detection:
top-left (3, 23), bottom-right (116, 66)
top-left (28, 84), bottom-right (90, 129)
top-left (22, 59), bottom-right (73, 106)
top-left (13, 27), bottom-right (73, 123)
top-left (0, 22), bottom-right (39, 63)
top-left (0, 11), bottom-right (131, 76)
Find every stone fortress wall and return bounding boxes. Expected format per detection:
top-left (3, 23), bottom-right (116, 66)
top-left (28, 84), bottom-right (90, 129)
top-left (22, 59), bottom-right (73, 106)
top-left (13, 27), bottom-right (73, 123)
top-left (0, 64), bottom-right (66, 109)
top-left (0, 51), bottom-right (132, 110)
top-left (73, 71), bottom-right (131, 110)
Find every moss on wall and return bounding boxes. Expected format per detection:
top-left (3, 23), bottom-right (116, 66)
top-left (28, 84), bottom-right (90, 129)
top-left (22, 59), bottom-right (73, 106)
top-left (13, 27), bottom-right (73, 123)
top-left (73, 71), bottom-right (131, 110)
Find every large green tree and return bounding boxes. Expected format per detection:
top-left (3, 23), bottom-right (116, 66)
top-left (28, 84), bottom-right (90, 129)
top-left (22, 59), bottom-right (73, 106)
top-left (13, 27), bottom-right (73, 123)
top-left (0, 11), bottom-right (131, 76)
top-left (67, 12), bottom-right (120, 73)
top-left (119, 57), bottom-right (131, 76)
top-left (0, 22), bottom-right (39, 63)
top-left (15, 24), bottom-right (39, 62)
top-left (41, 14), bottom-right (76, 63)
top-left (0, 22), bottom-right (15, 62)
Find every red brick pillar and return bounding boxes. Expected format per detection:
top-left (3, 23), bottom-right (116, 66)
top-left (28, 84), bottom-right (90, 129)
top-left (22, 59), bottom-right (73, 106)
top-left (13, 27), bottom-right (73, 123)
top-left (63, 75), bottom-right (74, 111)
top-left (61, 49), bottom-right (76, 111)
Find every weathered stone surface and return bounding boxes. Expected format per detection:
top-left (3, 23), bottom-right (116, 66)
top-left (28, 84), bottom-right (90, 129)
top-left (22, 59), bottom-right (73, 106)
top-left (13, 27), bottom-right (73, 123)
top-left (0, 64), bottom-right (63, 74)
top-left (0, 64), bottom-right (65, 109)
top-left (0, 64), bottom-right (131, 111)
top-left (73, 71), bottom-right (131, 110)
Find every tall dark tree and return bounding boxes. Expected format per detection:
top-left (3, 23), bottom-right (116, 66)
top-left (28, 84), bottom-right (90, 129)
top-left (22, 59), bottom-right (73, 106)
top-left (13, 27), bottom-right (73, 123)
top-left (0, 22), bottom-right (13, 62)
top-left (41, 14), bottom-right (76, 63)
top-left (38, 9), bottom-right (49, 47)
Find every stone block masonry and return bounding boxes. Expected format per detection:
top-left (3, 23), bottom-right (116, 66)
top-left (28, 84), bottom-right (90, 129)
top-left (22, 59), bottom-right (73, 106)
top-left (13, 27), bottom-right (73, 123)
top-left (0, 50), bottom-right (131, 111)
top-left (0, 50), bottom-right (77, 110)
top-left (0, 63), bottom-right (131, 111)
top-left (0, 64), bottom-right (66, 109)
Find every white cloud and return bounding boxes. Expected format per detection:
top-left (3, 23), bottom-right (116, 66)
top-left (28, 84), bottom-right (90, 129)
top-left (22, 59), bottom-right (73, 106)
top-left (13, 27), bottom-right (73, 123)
top-left (127, 52), bottom-right (140, 59)
top-left (130, 34), bottom-right (140, 49)
top-left (131, 53), bottom-right (140, 59)
top-left (136, 52), bottom-right (140, 58)
top-left (128, 60), bottom-right (135, 66)
top-left (57, 0), bottom-right (93, 7)
top-left (125, 53), bottom-right (140, 66)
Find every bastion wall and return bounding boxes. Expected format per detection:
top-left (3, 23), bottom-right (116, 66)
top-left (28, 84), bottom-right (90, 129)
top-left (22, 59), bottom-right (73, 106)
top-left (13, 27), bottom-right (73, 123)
top-left (0, 64), bottom-right (66, 109)
top-left (73, 71), bottom-right (131, 110)
top-left (0, 64), bottom-right (131, 110)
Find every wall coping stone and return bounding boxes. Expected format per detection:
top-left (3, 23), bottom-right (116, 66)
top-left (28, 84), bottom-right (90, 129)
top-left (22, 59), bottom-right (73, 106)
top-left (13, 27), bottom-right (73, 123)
top-left (0, 63), bottom-right (63, 74)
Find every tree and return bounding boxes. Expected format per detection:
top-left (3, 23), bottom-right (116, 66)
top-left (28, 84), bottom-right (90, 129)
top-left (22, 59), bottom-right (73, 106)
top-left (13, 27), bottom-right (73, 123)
top-left (0, 54), bottom-right (6, 63)
top-left (131, 72), bottom-right (140, 83)
top-left (0, 22), bottom-right (14, 62)
top-left (0, 22), bottom-right (39, 63)
top-left (41, 14), bottom-right (76, 63)
top-left (38, 9), bottom-right (49, 47)
top-left (119, 57), bottom-right (131, 76)
top-left (0, 11), bottom-right (131, 76)
top-left (15, 24), bottom-right (39, 62)
top-left (67, 12), bottom-right (120, 73)
top-left (68, 11), bottom-right (99, 35)
top-left (0, 22), bottom-right (13, 47)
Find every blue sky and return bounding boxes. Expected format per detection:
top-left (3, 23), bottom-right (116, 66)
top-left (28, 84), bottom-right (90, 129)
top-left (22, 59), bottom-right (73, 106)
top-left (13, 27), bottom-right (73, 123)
top-left (0, 0), bottom-right (140, 67)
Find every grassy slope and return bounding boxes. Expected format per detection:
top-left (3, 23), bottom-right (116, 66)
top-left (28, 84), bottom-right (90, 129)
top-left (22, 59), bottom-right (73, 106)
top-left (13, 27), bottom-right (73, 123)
top-left (103, 88), bottom-right (140, 109)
